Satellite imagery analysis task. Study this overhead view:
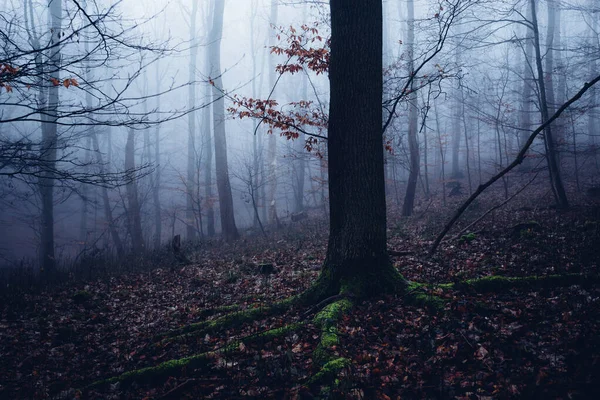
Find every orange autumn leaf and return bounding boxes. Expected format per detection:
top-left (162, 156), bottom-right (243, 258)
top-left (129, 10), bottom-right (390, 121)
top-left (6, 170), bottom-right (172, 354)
top-left (63, 79), bottom-right (70, 88)
top-left (50, 78), bottom-right (60, 86)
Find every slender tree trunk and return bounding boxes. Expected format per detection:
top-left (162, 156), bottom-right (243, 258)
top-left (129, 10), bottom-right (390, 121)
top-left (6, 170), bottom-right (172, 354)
top-left (202, 51), bottom-right (215, 237)
top-left (153, 61), bottom-right (162, 248)
top-left (461, 90), bottom-right (472, 193)
top-left (186, 0), bottom-right (199, 240)
top-left (519, 2), bottom-right (534, 171)
top-left (267, 0), bottom-right (281, 228)
top-left (435, 101), bottom-right (447, 206)
top-left (531, 0), bottom-right (569, 208)
top-left (588, 0), bottom-right (599, 169)
top-left (209, 0), bottom-right (239, 241)
top-left (39, 0), bottom-right (62, 273)
top-left (125, 129), bottom-right (144, 253)
top-left (91, 131), bottom-right (124, 257)
top-left (402, 0), bottom-right (420, 217)
top-left (451, 39), bottom-right (462, 178)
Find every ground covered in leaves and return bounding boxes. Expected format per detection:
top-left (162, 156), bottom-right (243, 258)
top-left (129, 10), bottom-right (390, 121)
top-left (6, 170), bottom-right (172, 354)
top-left (1, 193), bottom-right (600, 399)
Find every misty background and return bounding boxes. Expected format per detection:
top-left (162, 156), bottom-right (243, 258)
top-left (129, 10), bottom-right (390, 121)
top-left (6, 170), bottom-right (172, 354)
top-left (0, 0), bottom-right (598, 270)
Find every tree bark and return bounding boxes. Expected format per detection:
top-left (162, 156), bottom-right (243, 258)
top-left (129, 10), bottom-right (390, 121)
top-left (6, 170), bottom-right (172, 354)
top-left (518, 2), bottom-right (534, 171)
top-left (530, 0), bottom-right (569, 208)
top-left (209, 0), bottom-right (239, 241)
top-left (125, 128), bottom-right (144, 254)
top-left (402, 0), bottom-right (420, 217)
top-left (153, 61), bottom-right (162, 248)
top-left (267, 0), bottom-right (281, 228)
top-left (39, 0), bottom-right (62, 273)
top-left (186, 0), bottom-right (199, 241)
top-left (312, 0), bottom-right (405, 299)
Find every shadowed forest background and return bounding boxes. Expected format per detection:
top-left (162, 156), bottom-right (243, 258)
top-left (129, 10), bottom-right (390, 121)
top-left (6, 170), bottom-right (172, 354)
top-left (1, 0), bottom-right (600, 398)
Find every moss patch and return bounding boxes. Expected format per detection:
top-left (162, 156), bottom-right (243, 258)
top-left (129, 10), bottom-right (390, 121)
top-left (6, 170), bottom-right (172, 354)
top-left (155, 296), bottom-right (297, 344)
top-left (313, 299), bottom-right (353, 366)
top-left (306, 357), bottom-right (351, 385)
top-left (444, 273), bottom-right (600, 293)
top-left (88, 322), bottom-right (303, 389)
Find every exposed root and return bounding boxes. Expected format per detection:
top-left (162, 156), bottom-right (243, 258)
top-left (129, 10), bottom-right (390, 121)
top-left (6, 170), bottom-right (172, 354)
top-left (312, 298), bottom-right (353, 366)
top-left (87, 323), bottom-right (303, 389)
top-left (154, 296), bottom-right (297, 345)
top-left (439, 273), bottom-right (600, 293)
top-left (405, 282), bottom-right (446, 311)
top-left (306, 357), bottom-right (351, 386)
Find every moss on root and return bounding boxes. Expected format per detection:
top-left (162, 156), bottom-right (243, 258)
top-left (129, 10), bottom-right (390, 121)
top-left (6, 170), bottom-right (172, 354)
top-left (313, 299), bottom-right (353, 366)
top-left (155, 296), bottom-right (298, 345)
top-left (448, 273), bottom-right (600, 293)
top-left (404, 281), bottom-right (446, 311)
top-left (88, 322), bottom-right (303, 389)
top-left (306, 357), bottom-right (351, 386)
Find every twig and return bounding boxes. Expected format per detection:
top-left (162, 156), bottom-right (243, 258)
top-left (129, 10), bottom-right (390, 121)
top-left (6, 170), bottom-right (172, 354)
top-left (429, 74), bottom-right (600, 256)
top-left (159, 379), bottom-right (196, 399)
top-left (453, 172), bottom-right (539, 240)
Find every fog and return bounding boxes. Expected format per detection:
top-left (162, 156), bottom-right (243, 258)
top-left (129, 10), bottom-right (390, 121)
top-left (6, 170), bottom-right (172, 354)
top-left (0, 0), bottom-right (598, 269)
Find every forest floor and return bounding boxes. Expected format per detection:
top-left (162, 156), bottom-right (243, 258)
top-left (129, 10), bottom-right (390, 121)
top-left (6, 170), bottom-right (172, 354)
top-left (1, 188), bottom-right (600, 399)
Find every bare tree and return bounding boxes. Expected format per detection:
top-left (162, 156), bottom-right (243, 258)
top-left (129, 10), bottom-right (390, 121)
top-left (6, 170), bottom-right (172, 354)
top-left (208, 0), bottom-right (239, 241)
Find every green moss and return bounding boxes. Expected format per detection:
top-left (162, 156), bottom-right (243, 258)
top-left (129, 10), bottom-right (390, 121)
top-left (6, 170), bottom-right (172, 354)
top-left (443, 273), bottom-right (600, 293)
top-left (313, 299), bottom-right (353, 366)
top-left (307, 357), bottom-right (350, 385)
top-left (155, 296), bottom-right (298, 344)
top-left (458, 232), bottom-right (477, 245)
top-left (407, 291), bottom-right (446, 310)
top-left (72, 290), bottom-right (92, 304)
top-left (89, 323), bottom-right (303, 389)
top-left (404, 281), bottom-right (445, 311)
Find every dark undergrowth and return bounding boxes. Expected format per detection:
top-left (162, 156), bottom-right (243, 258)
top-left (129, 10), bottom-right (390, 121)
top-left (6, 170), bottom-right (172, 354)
top-left (1, 190), bottom-right (600, 399)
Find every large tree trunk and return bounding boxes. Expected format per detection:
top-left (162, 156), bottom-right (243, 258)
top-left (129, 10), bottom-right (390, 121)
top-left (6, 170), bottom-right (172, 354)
top-left (186, 0), bottom-right (199, 241)
top-left (401, 0), bottom-right (420, 217)
top-left (531, 0), bottom-right (569, 208)
top-left (312, 0), bottom-right (405, 299)
top-left (209, 0), bottom-right (239, 241)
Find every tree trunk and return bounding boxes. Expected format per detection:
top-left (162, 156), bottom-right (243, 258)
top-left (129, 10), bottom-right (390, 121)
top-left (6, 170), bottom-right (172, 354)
top-left (209, 0), bottom-right (239, 241)
top-left (39, 0), bottom-right (62, 273)
top-left (202, 49), bottom-right (215, 237)
top-left (312, 0), bottom-right (405, 299)
top-left (125, 128), bottom-right (144, 254)
top-left (451, 40), bottom-right (462, 179)
top-left (402, 0), bottom-right (420, 217)
top-left (518, 2), bottom-right (534, 171)
top-left (588, 0), bottom-right (599, 169)
top-left (91, 130), bottom-right (124, 257)
top-left (153, 61), bottom-right (162, 248)
top-left (531, 0), bottom-right (569, 208)
top-left (267, 0), bottom-right (281, 228)
top-left (186, 0), bottom-right (199, 241)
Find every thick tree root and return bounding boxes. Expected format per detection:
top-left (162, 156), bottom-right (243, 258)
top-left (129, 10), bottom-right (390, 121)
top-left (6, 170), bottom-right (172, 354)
top-left (439, 273), bottom-right (600, 293)
top-left (306, 357), bottom-right (351, 386)
top-left (312, 298), bottom-right (353, 366)
top-left (405, 281), bottom-right (446, 311)
top-left (303, 298), bottom-right (353, 395)
top-left (154, 296), bottom-right (297, 345)
top-left (87, 322), bottom-right (303, 389)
